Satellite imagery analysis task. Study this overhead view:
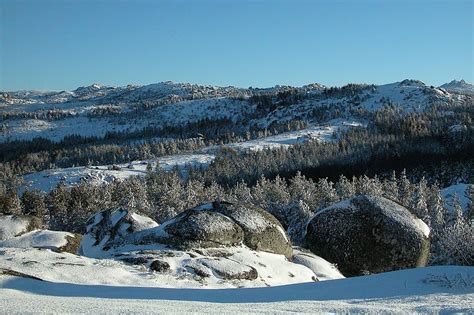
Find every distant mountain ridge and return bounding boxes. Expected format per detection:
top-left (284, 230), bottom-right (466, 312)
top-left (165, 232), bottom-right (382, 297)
top-left (439, 79), bottom-right (474, 94)
top-left (1, 79), bottom-right (469, 106)
top-left (0, 78), bottom-right (471, 144)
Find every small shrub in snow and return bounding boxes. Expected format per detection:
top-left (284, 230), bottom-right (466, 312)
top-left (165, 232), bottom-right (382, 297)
top-left (423, 273), bottom-right (474, 289)
top-left (434, 221), bottom-right (474, 266)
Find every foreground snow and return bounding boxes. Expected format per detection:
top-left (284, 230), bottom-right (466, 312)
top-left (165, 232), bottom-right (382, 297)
top-left (0, 265), bottom-right (472, 313)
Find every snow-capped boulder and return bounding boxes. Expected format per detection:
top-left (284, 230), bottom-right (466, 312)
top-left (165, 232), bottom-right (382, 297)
top-left (161, 209), bottom-right (245, 248)
top-left (0, 230), bottom-right (82, 254)
top-left (78, 207), bottom-right (158, 256)
top-left (0, 215), bottom-right (42, 241)
top-left (202, 201), bottom-right (293, 259)
top-left (292, 248), bottom-right (345, 280)
top-left (304, 195), bottom-right (430, 276)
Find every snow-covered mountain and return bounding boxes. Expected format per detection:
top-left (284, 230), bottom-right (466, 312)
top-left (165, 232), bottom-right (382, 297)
top-left (440, 80), bottom-right (474, 94)
top-left (0, 79), bottom-right (461, 108)
top-left (0, 81), bottom-right (248, 106)
top-left (0, 79), bottom-right (468, 143)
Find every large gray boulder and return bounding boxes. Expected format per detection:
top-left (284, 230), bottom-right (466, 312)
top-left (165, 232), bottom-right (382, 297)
top-left (78, 207), bottom-right (158, 256)
top-left (304, 195), bottom-right (430, 276)
top-left (196, 201), bottom-right (293, 259)
top-left (161, 209), bottom-right (245, 249)
top-left (0, 215), bottom-right (42, 241)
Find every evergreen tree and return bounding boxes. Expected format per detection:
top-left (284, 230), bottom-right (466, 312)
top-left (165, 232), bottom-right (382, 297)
top-left (464, 185), bottom-right (474, 224)
top-left (335, 175), bottom-right (356, 200)
top-left (450, 193), bottom-right (464, 226)
top-left (46, 181), bottom-right (71, 231)
top-left (21, 189), bottom-right (47, 218)
top-left (0, 192), bottom-right (22, 215)
top-left (314, 178), bottom-right (338, 210)
top-left (382, 171), bottom-right (399, 202)
top-left (412, 177), bottom-right (429, 223)
top-left (286, 200), bottom-right (313, 244)
top-left (398, 169), bottom-right (413, 208)
top-left (427, 182), bottom-right (445, 232)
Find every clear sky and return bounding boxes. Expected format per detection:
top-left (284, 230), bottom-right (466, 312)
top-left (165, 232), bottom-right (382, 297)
top-left (1, 0), bottom-right (472, 91)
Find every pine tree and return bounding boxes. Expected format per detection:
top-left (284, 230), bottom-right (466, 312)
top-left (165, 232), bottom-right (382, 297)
top-left (146, 162), bottom-right (153, 173)
top-left (1, 192), bottom-right (22, 215)
top-left (427, 182), bottom-right (445, 232)
top-left (335, 175), bottom-right (356, 200)
top-left (46, 181), bottom-right (71, 231)
top-left (286, 200), bottom-right (313, 244)
top-left (315, 178), bottom-right (338, 210)
top-left (382, 171), bottom-right (399, 202)
top-left (230, 181), bottom-right (253, 205)
top-left (412, 177), bottom-right (429, 223)
top-left (450, 193), bottom-right (464, 226)
top-left (398, 169), bottom-right (413, 207)
top-left (289, 171), bottom-right (318, 208)
top-left (21, 189), bottom-right (46, 218)
top-left (464, 184), bottom-right (474, 224)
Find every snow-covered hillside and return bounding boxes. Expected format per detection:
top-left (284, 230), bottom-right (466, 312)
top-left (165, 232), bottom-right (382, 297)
top-left (0, 79), bottom-right (466, 143)
top-left (20, 120), bottom-right (361, 192)
top-left (21, 154), bottom-right (216, 193)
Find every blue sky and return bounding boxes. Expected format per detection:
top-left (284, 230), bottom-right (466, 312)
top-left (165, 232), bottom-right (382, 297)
top-left (1, 0), bottom-right (472, 91)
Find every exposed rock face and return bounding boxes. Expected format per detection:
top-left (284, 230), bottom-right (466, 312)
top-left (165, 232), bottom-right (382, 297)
top-left (0, 215), bottom-right (42, 241)
top-left (82, 201), bottom-right (293, 260)
top-left (162, 209), bottom-right (245, 248)
top-left (57, 233), bottom-right (82, 254)
top-left (199, 258), bottom-right (258, 280)
top-left (196, 201), bottom-right (293, 259)
top-left (150, 259), bottom-right (170, 272)
top-left (304, 195), bottom-right (430, 276)
top-left (120, 256), bottom-right (149, 265)
top-left (74, 201), bottom-right (300, 287)
top-left (78, 207), bottom-right (158, 256)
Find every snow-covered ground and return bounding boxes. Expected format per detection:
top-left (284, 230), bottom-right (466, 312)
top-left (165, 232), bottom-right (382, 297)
top-left (0, 265), bottom-right (472, 313)
top-left (441, 183), bottom-right (472, 213)
top-left (226, 119), bottom-right (364, 152)
top-left (21, 154), bottom-right (216, 193)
